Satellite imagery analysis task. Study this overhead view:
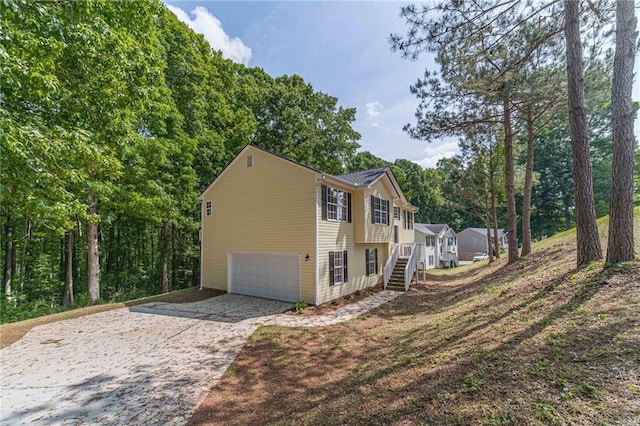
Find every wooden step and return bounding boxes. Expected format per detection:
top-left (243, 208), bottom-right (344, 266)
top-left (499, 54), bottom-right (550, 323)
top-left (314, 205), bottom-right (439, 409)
top-left (386, 284), bottom-right (405, 292)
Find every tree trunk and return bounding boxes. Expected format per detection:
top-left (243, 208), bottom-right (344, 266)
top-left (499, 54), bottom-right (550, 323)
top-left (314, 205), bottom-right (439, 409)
top-left (106, 225), bottom-right (115, 276)
top-left (563, 198), bottom-right (572, 230)
top-left (171, 224), bottom-right (177, 288)
top-left (87, 196), bottom-right (100, 304)
top-left (503, 95), bottom-right (519, 263)
top-left (161, 221), bottom-right (169, 293)
top-left (607, 0), bottom-right (637, 264)
top-left (19, 220), bottom-right (31, 293)
top-left (62, 230), bottom-right (74, 306)
top-left (490, 176), bottom-right (500, 259)
top-left (10, 224), bottom-right (16, 284)
top-left (521, 106), bottom-right (535, 257)
top-left (484, 202), bottom-right (494, 263)
top-left (564, 0), bottom-right (603, 268)
top-left (3, 214), bottom-right (13, 295)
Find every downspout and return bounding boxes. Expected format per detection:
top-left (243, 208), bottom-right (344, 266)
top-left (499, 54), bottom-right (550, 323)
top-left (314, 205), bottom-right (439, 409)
top-left (314, 177), bottom-right (320, 306)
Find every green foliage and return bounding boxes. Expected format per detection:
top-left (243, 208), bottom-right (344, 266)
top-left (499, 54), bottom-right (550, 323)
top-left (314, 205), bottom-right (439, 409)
top-left (293, 301), bottom-right (308, 314)
top-left (0, 0), bottom-right (364, 322)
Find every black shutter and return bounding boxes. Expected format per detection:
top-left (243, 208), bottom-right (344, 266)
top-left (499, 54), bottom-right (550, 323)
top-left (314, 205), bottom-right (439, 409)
top-left (375, 249), bottom-right (378, 274)
top-left (365, 249), bottom-right (370, 275)
top-left (343, 251), bottom-right (348, 281)
top-left (385, 200), bottom-right (390, 225)
top-left (370, 195), bottom-right (375, 223)
top-left (329, 251), bottom-right (335, 285)
top-left (321, 185), bottom-right (327, 220)
top-left (347, 192), bottom-right (352, 223)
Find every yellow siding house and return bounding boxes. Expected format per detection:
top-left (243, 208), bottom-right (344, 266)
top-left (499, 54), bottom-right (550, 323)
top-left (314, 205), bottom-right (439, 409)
top-left (199, 145), bottom-right (418, 305)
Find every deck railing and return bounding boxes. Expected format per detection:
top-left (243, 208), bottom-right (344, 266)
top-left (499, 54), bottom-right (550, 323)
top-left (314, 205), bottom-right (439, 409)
top-left (383, 243), bottom-right (399, 289)
top-left (403, 243), bottom-right (419, 291)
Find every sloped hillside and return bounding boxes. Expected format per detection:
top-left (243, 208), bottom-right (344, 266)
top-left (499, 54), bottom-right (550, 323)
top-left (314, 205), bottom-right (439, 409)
top-left (190, 209), bottom-right (640, 425)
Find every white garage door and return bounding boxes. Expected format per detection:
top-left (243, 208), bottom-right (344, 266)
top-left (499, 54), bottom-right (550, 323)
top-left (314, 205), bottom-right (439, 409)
top-left (229, 253), bottom-right (300, 302)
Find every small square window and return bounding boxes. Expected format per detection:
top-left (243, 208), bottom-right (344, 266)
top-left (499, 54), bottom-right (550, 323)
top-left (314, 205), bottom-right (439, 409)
top-left (247, 155), bottom-right (253, 168)
top-left (205, 201), bottom-right (212, 217)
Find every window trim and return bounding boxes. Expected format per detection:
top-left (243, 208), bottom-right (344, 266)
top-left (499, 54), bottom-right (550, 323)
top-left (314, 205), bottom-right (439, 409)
top-left (393, 206), bottom-right (400, 220)
top-left (322, 185), bottom-right (351, 223)
top-left (371, 195), bottom-right (389, 225)
top-left (403, 210), bottom-right (414, 230)
top-left (329, 251), bottom-right (348, 285)
top-left (365, 248), bottom-right (378, 276)
top-left (205, 201), bottom-right (212, 217)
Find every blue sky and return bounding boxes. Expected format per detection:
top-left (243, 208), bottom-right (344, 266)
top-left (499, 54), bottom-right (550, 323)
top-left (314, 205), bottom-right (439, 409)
top-left (164, 1), bottom-right (640, 168)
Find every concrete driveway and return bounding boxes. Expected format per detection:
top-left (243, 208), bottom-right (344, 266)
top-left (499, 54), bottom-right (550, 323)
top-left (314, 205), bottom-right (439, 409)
top-left (0, 294), bottom-right (291, 425)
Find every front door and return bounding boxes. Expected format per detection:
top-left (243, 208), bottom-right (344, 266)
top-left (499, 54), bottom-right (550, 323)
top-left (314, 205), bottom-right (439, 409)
top-left (394, 226), bottom-right (399, 243)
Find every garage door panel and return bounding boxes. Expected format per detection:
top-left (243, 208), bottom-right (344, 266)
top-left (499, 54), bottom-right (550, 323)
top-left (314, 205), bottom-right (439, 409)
top-left (230, 253), bottom-right (300, 302)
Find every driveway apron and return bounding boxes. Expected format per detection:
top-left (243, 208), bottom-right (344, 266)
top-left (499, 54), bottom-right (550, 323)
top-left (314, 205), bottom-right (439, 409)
top-left (1, 290), bottom-right (399, 425)
top-left (1, 295), bottom-right (290, 425)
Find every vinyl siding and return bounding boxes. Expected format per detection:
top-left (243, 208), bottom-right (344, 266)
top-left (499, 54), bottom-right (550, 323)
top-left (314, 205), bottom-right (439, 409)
top-left (398, 208), bottom-right (416, 247)
top-left (352, 191), bottom-right (365, 243)
top-left (457, 229), bottom-right (489, 255)
top-left (415, 230), bottom-right (437, 270)
top-left (317, 181), bottom-right (387, 305)
top-left (363, 179), bottom-right (395, 243)
top-left (200, 147), bottom-right (316, 303)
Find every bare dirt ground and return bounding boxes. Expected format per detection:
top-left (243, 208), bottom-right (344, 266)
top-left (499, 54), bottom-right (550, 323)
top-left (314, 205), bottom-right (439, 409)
top-left (188, 227), bottom-right (640, 425)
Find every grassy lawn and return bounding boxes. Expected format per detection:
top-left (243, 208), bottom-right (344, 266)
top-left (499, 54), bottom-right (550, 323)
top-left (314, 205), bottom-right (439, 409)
top-left (189, 210), bottom-right (640, 425)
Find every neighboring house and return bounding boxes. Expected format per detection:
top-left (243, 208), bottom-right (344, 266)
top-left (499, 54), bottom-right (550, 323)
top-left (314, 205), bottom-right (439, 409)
top-left (199, 145), bottom-right (419, 305)
top-left (414, 223), bottom-right (459, 269)
top-left (457, 227), bottom-right (508, 260)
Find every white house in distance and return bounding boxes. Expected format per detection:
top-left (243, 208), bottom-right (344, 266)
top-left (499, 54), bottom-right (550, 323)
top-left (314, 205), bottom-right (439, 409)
top-left (457, 227), bottom-right (508, 260)
top-left (415, 223), bottom-right (459, 269)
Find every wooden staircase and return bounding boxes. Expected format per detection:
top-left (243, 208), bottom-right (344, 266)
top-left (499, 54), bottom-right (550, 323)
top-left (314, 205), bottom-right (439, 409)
top-left (386, 258), bottom-right (408, 291)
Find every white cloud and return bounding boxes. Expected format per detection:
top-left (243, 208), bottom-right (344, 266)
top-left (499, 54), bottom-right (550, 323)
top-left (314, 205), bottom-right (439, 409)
top-left (415, 139), bottom-right (459, 169)
top-left (365, 101), bottom-right (383, 119)
top-left (165, 5), bottom-right (252, 65)
top-left (364, 101), bottom-right (383, 128)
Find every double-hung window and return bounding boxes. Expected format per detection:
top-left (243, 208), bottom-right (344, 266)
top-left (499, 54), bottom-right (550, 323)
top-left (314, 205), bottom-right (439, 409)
top-left (393, 206), bottom-right (400, 220)
top-left (329, 251), bottom-right (348, 284)
top-left (404, 210), bottom-right (414, 230)
top-left (371, 196), bottom-right (389, 225)
top-left (205, 201), bottom-right (212, 217)
top-left (365, 248), bottom-right (378, 276)
top-left (322, 185), bottom-right (351, 222)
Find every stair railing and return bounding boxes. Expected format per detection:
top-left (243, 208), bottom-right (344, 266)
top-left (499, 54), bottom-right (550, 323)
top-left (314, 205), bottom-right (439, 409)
top-left (383, 243), bottom-right (399, 289)
top-left (403, 243), bottom-right (419, 291)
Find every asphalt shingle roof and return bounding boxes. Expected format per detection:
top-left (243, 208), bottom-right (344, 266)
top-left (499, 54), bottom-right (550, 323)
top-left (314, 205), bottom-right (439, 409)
top-left (336, 167), bottom-right (388, 186)
top-left (425, 224), bottom-right (447, 235)
top-left (466, 227), bottom-right (506, 237)
top-left (414, 223), bottom-right (437, 236)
